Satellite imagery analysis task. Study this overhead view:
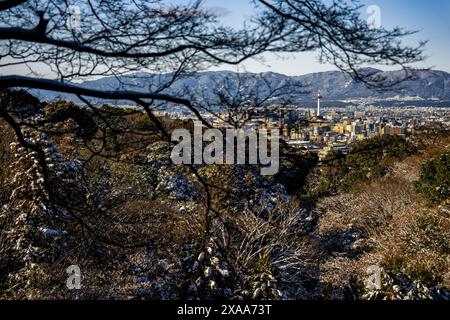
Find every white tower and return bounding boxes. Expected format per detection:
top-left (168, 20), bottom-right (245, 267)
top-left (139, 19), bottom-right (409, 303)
top-left (316, 90), bottom-right (322, 117)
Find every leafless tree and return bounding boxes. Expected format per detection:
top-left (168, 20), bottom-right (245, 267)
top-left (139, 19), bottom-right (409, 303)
top-left (0, 0), bottom-right (425, 92)
top-left (0, 0), bottom-right (430, 299)
top-left (255, 0), bottom-right (426, 88)
top-left (0, 0), bottom-right (426, 266)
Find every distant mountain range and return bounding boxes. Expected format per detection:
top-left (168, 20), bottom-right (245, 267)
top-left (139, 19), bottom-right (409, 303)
top-left (30, 69), bottom-right (450, 107)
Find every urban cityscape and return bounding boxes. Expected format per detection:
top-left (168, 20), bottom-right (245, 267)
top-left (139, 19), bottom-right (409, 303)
top-left (155, 91), bottom-right (450, 160)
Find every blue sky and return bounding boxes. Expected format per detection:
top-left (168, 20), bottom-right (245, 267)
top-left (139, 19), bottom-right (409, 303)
top-left (204, 0), bottom-right (450, 75)
top-left (4, 0), bottom-right (449, 77)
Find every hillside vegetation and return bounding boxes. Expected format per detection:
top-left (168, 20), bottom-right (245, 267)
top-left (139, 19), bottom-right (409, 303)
top-left (0, 90), bottom-right (449, 300)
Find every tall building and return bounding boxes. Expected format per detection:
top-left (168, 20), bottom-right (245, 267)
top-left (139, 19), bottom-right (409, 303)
top-left (317, 90), bottom-right (322, 117)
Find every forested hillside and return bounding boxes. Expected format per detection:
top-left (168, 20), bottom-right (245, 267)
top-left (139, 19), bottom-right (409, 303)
top-left (1, 90), bottom-right (448, 300)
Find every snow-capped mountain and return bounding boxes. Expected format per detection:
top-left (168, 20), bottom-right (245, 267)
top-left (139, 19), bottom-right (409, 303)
top-left (30, 69), bottom-right (450, 106)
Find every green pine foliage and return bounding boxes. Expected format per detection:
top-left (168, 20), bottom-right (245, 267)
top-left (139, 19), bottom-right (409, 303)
top-left (415, 151), bottom-right (450, 204)
top-left (321, 135), bottom-right (417, 193)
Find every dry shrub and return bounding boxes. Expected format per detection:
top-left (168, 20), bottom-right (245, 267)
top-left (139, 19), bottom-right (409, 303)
top-left (376, 205), bottom-right (450, 286)
top-left (320, 257), bottom-right (364, 299)
top-left (226, 200), bottom-right (317, 298)
top-left (316, 146), bottom-right (450, 297)
top-left (0, 119), bottom-right (15, 194)
top-left (8, 199), bottom-right (202, 299)
top-left (110, 199), bottom-right (199, 250)
top-left (317, 176), bottom-right (417, 238)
